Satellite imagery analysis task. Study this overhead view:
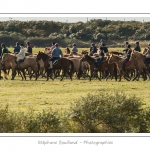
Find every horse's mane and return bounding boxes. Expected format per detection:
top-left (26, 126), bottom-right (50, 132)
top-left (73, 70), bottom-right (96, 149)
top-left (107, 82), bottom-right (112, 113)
top-left (110, 51), bottom-right (123, 55)
top-left (112, 54), bottom-right (123, 59)
top-left (39, 52), bottom-right (50, 58)
top-left (4, 53), bottom-right (16, 57)
top-left (85, 54), bottom-right (96, 61)
top-left (81, 50), bottom-right (88, 54)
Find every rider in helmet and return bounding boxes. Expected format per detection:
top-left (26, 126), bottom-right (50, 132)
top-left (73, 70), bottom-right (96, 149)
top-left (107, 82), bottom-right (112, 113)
top-left (94, 47), bottom-right (105, 70)
top-left (144, 43), bottom-right (150, 69)
top-left (123, 41), bottom-right (129, 53)
top-left (26, 42), bottom-right (32, 54)
top-left (48, 43), bottom-right (63, 69)
top-left (100, 39), bottom-right (108, 53)
top-left (70, 43), bottom-right (78, 55)
top-left (134, 41), bottom-right (141, 52)
top-left (14, 42), bottom-right (20, 53)
top-left (121, 44), bottom-right (132, 71)
top-left (16, 44), bottom-right (26, 68)
top-left (90, 43), bottom-right (97, 55)
top-left (1, 43), bottom-right (10, 58)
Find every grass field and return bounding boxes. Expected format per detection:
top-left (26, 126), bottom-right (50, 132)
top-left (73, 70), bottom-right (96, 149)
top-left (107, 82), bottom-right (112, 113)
top-left (0, 47), bottom-right (149, 114)
top-left (8, 47), bottom-right (125, 54)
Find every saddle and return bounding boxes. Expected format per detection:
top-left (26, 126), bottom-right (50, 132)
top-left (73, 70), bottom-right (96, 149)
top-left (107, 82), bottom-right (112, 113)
top-left (125, 61), bottom-right (131, 67)
top-left (16, 58), bottom-right (25, 64)
top-left (95, 56), bottom-right (105, 64)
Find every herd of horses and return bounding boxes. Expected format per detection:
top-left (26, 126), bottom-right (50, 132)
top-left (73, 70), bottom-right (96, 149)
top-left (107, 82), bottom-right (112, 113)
top-left (0, 48), bottom-right (150, 82)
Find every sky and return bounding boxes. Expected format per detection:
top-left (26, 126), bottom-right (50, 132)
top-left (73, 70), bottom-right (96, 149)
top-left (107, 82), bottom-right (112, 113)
top-left (1, 17), bottom-right (150, 23)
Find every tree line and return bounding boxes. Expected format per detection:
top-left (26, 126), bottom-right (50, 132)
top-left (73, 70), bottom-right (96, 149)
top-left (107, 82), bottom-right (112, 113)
top-left (0, 19), bottom-right (149, 47)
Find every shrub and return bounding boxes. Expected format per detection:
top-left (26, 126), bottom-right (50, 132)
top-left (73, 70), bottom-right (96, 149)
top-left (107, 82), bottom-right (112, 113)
top-left (68, 92), bottom-right (149, 133)
top-left (0, 106), bottom-right (62, 133)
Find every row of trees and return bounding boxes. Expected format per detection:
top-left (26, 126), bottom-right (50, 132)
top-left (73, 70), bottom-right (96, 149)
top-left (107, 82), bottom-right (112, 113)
top-left (0, 19), bottom-right (150, 47)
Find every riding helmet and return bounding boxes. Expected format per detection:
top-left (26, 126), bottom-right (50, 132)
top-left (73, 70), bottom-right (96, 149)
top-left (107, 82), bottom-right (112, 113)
top-left (55, 43), bottom-right (58, 46)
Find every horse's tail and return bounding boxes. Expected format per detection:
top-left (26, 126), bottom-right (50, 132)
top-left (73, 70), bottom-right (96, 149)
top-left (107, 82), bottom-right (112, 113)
top-left (69, 60), bottom-right (74, 76)
top-left (113, 63), bottom-right (118, 81)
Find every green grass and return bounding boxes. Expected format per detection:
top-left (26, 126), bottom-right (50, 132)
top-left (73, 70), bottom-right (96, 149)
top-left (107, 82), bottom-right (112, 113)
top-left (0, 75), bottom-right (150, 113)
top-left (8, 47), bottom-right (125, 54)
top-left (0, 47), bottom-right (149, 114)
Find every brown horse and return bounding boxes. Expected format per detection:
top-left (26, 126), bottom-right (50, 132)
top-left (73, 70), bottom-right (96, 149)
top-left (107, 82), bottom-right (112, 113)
top-left (80, 54), bottom-right (117, 81)
top-left (36, 51), bottom-right (74, 81)
top-left (1, 53), bottom-right (38, 80)
top-left (108, 54), bottom-right (145, 81)
top-left (129, 51), bottom-right (148, 80)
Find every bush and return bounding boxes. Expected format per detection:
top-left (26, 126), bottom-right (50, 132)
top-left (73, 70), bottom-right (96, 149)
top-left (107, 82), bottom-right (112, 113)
top-left (0, 106), bottom-right (62, 133)
top-left (68, 92), bottom-right (150, 133)
top-left (0, 92), bottom-right (150, 133)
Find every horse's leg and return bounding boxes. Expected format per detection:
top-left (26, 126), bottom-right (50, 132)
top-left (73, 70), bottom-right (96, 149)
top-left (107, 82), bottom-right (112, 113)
top-left (89, 71), bottom-right (92, 81)
top-left (145, 70), bottom-right (150, 80)
top-left (118, 71), bottom-right (122, 82)
top-left (11, 68), bottom-right (17, 80)
top-left (2, 68), bottom-right (8, 80)
top-left (20, 69), bottom-right (26, 80)
top-left (132, 70), bottom-right (139, 81)
top-left (67, 70), bottom-right (72, 81)
top-left (47, 69), bottom-right (53, 81)
top-left (105, 73), bottom-right (110, 81)
top-left (96, 71), bottom-right (101, 81)
top-left (60, 69), bottom-right (65, 81)
top-left (27, 68), bottom-right (33, 80)
top-left (46, 69), bottom-right (49, 81)
top-left (142, 70), bottom-right (147, 81)
top-left (34, 69), bottom-right (38, 81)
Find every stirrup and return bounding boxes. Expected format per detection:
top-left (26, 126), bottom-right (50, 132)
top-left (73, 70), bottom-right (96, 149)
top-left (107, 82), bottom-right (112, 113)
top-left (94, 68), bottom-right (98, 71)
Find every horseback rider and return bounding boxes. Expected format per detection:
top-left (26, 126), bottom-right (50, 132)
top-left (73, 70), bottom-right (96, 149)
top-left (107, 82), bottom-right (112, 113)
top-left (65, 47), bottom-right (70, 54)
top-left (71, 43), bottom-right (78, 55)
top-left (134, 41), bottom-right (141, 52)
top-left (16, 44), bottom-right (26, 67)
top-left (51, 42), bottom-right (56, 50)
top-left (48, 43), bottom-right (63, 69)
top-left (123, 41), bottom-right (129, 53)
top-left (121, 44), bottom-right (132, 71)
top-left (94, 47), bottom-right (105, 70)
top-left (144, 43), bottom-right (150, 69)
top-left (26, 42), bottom-right (32, 54)
top-left (1, 43), bottom-right (10, 58)
top-left (100, 39), bottom-right (108, 53)
top-left (90, 43), bottom-right (97, 55)
top-left (14, 42), bottom-right (20, 53)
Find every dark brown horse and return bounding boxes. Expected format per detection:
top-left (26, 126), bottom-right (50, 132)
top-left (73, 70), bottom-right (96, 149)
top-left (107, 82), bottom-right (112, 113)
top-left (36, 51), bottom-right (74, 81)
top-left (80, 54), bottom-right (117, 81)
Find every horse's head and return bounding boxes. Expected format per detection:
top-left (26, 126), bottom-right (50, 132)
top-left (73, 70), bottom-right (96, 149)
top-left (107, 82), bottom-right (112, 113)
top-left (108, 54), bottom-right (114, 64)
top-left (142, 47), bottom-right (148, 55)
top-left (1, 53), bottom-right (9, 65)
top-left (81, 53), bottom-right (90, 61)
top-left (129, 51), bottom-right (137, 61)
top-left (130, 50), bottom-right (143, 61)
top-left (36, 51), bottom-right (42, 61)
top-left (81, 50), bottom-right (88, 55)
